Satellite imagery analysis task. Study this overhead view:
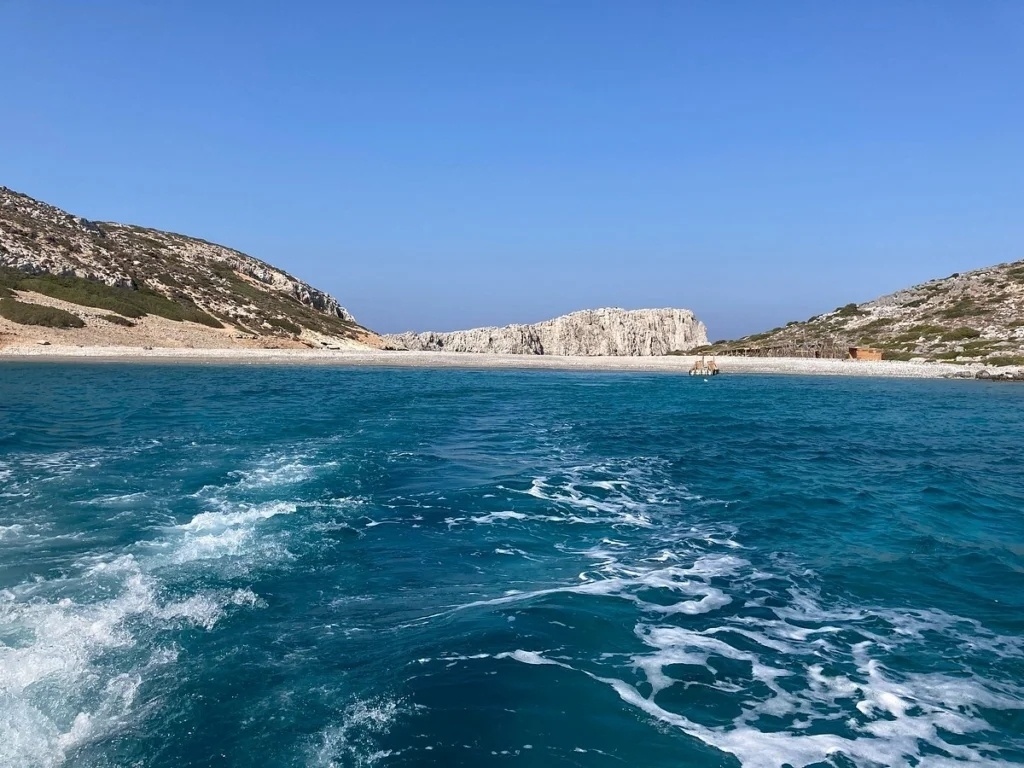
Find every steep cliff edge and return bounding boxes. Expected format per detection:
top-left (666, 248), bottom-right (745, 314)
top-left (386, 307), bottom-right (708, 356)
top-left (0, 186), bottom-right (378, 348)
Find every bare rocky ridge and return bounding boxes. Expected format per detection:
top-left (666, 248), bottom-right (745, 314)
top-left (386, 308), bottom-right (708, 356)
top-left (706, 261), bottom-right (1024, 365)
top-left (0, 186), bottom-right (379, 348)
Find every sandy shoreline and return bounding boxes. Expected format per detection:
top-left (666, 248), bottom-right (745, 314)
top-left (0, 345), bottom-right (986, 378)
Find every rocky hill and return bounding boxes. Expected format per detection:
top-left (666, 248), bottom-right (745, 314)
top-left (0, 186), bottom-right (378, 349)
top-left (704, 261), bottom-right (1024, 366)
top-left (386, 307), bottom-right (708, 356)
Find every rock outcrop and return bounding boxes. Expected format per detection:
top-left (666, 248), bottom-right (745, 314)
top-left (0, 185), bottom-right (377, 346)
top-left (705, 259), bottom-right (1024, 365)
top-left (386, 308), bottom-right (708, 356)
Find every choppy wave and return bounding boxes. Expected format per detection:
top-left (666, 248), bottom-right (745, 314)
top-left (166, 500), bottom-right (297, 563)
top-left (414, 454), bottom-right (1024, 765)
top-left (0, 553), bottom-right (259, 768)
top-left (3, 365), bottom-right (1024, 767)
top-left (0, 523), bottom-right (25, 540)
top-left (0, 446), bottom-right (323, 767)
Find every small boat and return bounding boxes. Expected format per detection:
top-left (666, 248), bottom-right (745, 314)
top-left (689, 356), bottom-right (720, 376)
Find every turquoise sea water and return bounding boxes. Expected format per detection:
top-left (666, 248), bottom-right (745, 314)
top-left (1, 363), bottom-right (1023, 767)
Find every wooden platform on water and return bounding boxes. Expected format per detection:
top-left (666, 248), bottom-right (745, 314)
top-left (690, 357), bottom-right (720, 376)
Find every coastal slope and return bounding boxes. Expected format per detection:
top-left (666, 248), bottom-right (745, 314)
top-left (707, 261), bottom-right (1024, 366)
top-left (386, 307), bottom-right (708, 356)
top-left (0, 186), bottom-right (378, 349)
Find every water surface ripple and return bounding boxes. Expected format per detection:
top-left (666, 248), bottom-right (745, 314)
top-left (1, 364), bottom-right (1022, 767)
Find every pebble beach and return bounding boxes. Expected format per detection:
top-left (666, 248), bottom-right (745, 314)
top-left (0, 344), bottom-right (984, 378)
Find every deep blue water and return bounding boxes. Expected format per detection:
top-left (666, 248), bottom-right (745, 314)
top-left (1, 363), bottom-right (1023, 767)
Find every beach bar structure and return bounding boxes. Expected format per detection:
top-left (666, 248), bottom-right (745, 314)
top-left (717, 338), bottom-right (849, 358)
top-left (848, 346), bottom-right (883, 361)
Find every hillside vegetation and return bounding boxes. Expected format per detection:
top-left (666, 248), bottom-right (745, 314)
top-left (0, 267), bottom-right (221, 326)
top-left (0, 298), bottom-right (85, 328)
top-left (0, 186), bottom-right (376, 345)
top-left (701, 262), bottom-right (1024, 366)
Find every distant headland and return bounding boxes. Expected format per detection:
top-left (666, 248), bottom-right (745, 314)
top-left (2, 185), bottom-right (1023, 377)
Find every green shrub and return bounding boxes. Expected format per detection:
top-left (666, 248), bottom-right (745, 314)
top-left (267, 316), bottom-right (302, 335)
top-left (893, 324), bottom-right (944, 342)
top-left (836, 303), bottom-right (866, 317)
top-left (941, 327), bottom-right (982, 341)
top-left (961, 339), bottom-right (997, 352)
top-left (1, 268), bottom-right (222, 327)
top-left (882, 350), bottom-right (914, 361)
top-left (0, 298), bottom-right (84, 328)
top-left (859, 318), bottom-right (893, 333)
top-left (875, 341), bottom-right (914, 351)
top-left (0, 268), bottom-right (26, 291)
top-left (17, 276), bottom-right (145, 317)
top-left (986, 355), bottom-right (1024, 367)
top-left (155, 272), bottom-right (183, 288)
top-left (100, 314), bottom-right (136, 327)
top-left (938, 299), bottom-right (982, 319)
top-left (178, 305), bottom-right (224, 328)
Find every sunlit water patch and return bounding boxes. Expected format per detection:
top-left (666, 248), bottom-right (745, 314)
top-left (1, 363), bottom-right (1023, 767)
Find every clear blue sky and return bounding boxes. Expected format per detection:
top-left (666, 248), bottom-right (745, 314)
top-left (2, 2), bottom-right (1022, 338)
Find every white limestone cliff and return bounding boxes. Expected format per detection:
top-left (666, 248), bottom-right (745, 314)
top-left (386, 307), bottom-right (708, 356)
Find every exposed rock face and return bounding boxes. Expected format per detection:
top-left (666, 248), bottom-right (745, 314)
top-left (0, 185), bottom-right (373, 344)
top-left (386, 308), bottom-right (708, 356)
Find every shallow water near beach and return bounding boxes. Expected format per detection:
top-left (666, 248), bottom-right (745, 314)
top-left (1, 363), bottom-right (1022, 767)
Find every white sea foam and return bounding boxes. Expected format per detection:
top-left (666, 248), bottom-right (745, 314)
top-left (494, 650), bottom-right (571, 668)
top-left (484, 567), bottom-right (1024, 767)
top-left (485, 630), bottom-right (1020, 768)
top-left (0, 446), bottom-right (308, 766)
top-left (493, 547), bottom-right (535, 559)
top-left (471, 510), bottom-right (529, 524)
top-left (13, 449), bottom-right (104, 477)
top-left (0, 553), bottom-right (257, 768)
top-left (310, 697), bottom-right (403, 768)
top-left (0, 523), bottom-right (25, 540)
top-left (525, 476), bottom-right (654, 527)
top-left (229, 454), bottom-right (334, 491)
top-left (473, 459), bottom-right (728, 534)
top-left (165, 501), bottom-right (296, 565)
top-left (179, 500), bottom-right (296, 532)
top-left (187, 450), bottom-right (339, 503)
top-left (424, 554), bottom-right (746, 627)
top-left (8, 442), bottom-right (161, 484)
top-left (438, 451), bottom-right (1023, 767)
top-left (71, 492), bottom-right (149, 506)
